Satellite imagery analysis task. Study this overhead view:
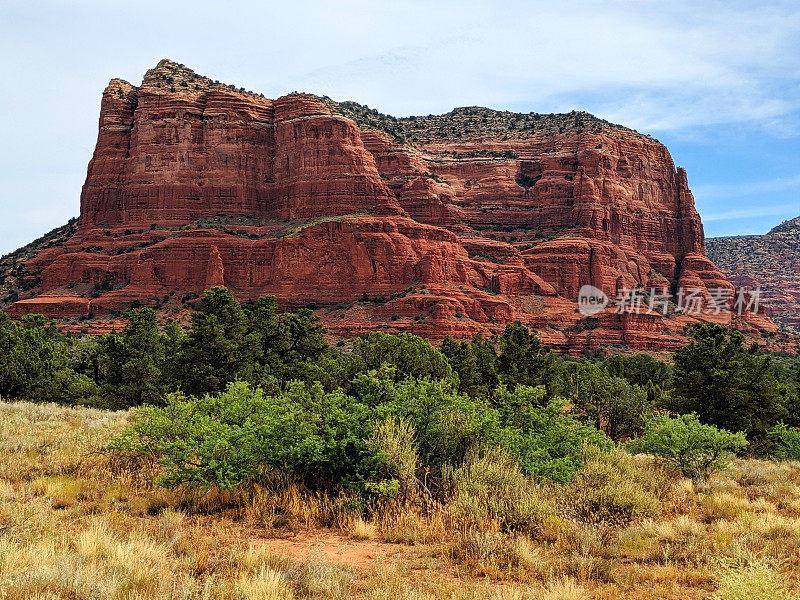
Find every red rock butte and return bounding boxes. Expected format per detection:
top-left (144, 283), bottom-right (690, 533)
top-left (2, 59), bottom-right (778, 351)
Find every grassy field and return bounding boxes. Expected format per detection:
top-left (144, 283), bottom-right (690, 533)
top-left (1, 400), bottom-right (799, 600)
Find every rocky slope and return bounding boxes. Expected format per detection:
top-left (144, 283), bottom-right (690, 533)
top-left (1, 59), bottom-right (779, 352)
top-left (708, 217), bottom-right (800, 332)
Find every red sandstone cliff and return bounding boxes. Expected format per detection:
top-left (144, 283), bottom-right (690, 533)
top-left (707, 217), bottom-right (800, 332)
top-left (2, 59), bottom-right (777, 352)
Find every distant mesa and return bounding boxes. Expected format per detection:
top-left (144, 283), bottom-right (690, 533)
top-left (708, 216), bottom-right (800, 333)
top-left (0, 59), bottom-right (785, 352)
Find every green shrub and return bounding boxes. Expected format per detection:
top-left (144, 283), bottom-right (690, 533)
top-left (627, 413), bottom-right (748, 479)
top-left (49, 369), bottom-right (98, 405)
top-left (97, 308), bottom-right (165, 409)
top-left (0, 312), bottom-right (54, 400)
top-left (0, 312), bottom-right (95, 404)
top-left (113, 371), bottom-right (612, 495)
top-left (440, 336), bottom-right (486, 397)
top-left (350, 373), bottom-right (497, 470)
top-left (668, 323), bottom-right (784, 449)
top-left (495, 386), bottom-right (611, 482)
top-left (557, 362), bottom-right (651, 440)
top-left (769, 422), bottom-right (800, 460)
top-left (112, 380), bottom-right (374, 489)
top-left (352, 375), bottom-right (608, 484)
top-left (497, 323), bottom-right (554, 389)
top-left (351, 332), bottom-right (454, 382)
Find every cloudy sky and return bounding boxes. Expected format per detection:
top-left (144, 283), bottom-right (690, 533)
top-left (1, 0), bottom-right (798, 255)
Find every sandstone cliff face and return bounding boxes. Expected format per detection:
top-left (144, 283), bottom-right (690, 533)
top-left (707, 217), bottom-right (800, 332)
top-left (3, 59), bottom-right (772, 351)
top-left (80, 62), bottom-right (397, 227)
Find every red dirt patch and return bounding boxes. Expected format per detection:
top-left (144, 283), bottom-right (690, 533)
top-left (256, 529), bottom-right (406, 569)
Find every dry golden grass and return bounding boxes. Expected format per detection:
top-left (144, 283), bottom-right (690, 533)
top-left (347, 516), bottom-right (379, 541)
top-left (2, 399), bottom-right (800, 599)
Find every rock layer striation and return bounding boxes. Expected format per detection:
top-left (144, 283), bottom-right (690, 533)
top-left (3, 60), bottom-right (773, 351)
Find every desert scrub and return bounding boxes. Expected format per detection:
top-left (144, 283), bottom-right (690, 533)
top-left (568, 447), bottom-right (667, 525)
top-left (444, 446), bottom-right (553, 531)
top-left (0, 513), bottom-right (335, 600)
top-left (4, 399), bottom-right (800, 598)
top-left (237, 567), bottom-right (295, 600)
top-left (713, 557), bottom-right (797, 600)
top-left (365, 416), bottom-right (419, 498)
top-left (283, 555), bottom-right (352, 599)
top-left (447, 530), bottom-right (548, 579)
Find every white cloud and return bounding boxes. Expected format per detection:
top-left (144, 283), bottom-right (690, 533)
top-left (0, 0), bottom-right (799, 253)
top-left (282, 0), bottom-right (800, 133)
top-left (694, 176), bottom-right (800, 199)
top-left (703, 203), bottom-right (799, 222)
